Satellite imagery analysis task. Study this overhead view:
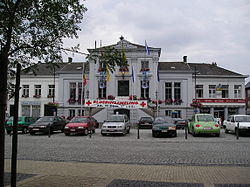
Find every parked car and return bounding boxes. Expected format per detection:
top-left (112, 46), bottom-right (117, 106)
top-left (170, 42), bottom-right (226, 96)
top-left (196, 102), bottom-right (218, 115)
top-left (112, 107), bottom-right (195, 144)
top-left (152, 116), bottom-right (177, 137)
top-left (138, 117), bottom-right (153, 129)
top-left (101, 114), bottom-right (130, 136)
top-left (28, 116), bottom-right (66, 135)
top-left (173, 118), bottom-right (187, 129)
top-left (188, 114), bottom-right (220, 137)
top-left (5, 116), bottom-right (37, 134)
top-left (224, 115), bottom-right (250, 135)
top-left (64, 116), bottom-right (96, 136)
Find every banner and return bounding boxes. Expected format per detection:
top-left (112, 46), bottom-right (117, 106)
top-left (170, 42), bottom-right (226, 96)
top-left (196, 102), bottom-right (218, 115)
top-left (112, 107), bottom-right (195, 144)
top-left (84, 99), bottom-right (148, 109)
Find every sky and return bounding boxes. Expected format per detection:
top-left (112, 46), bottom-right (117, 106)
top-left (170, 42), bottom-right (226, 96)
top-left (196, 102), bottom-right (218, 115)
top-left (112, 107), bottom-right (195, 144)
top-left (63, 0), bottom-right (250, 82)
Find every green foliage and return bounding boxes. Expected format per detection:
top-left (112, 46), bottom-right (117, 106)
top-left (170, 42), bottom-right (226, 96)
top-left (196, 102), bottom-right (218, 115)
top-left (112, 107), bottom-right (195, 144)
top-left (86, 46), bottom-right (129, 73)
top-left (0, 0), bottom-right (87, 66)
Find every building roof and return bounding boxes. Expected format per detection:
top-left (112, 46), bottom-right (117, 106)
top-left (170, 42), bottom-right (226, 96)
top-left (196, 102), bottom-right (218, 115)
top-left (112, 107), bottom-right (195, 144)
top-left (188, 63), bottom-right (244, 77)
top-left (21, 63), bottom-right (67, 76)
top-left (246, 81), bottom-right (250, 88)
top-left (59, 62), bottom-right (89, 73)
top-left (158, 62), bottom-right (192, 71)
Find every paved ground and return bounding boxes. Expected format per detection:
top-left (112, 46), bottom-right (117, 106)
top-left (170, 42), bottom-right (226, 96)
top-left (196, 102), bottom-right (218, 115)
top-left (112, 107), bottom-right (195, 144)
top-left (3, 129), bottom-right (250, 186)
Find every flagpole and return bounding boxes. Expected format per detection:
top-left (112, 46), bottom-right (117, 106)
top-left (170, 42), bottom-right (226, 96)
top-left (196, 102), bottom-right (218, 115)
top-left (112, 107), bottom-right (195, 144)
top-left (81, 62), bottom-right (85, 115)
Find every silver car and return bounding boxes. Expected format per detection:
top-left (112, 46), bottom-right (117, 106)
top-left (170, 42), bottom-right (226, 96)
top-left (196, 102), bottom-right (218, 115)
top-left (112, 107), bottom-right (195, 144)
top-left (101, 114), bottom-right (130, 136)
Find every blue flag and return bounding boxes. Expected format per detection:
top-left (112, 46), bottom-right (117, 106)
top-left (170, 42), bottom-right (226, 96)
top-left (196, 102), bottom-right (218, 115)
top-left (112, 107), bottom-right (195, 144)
top-left (145, 40), bottom-right (150, 56)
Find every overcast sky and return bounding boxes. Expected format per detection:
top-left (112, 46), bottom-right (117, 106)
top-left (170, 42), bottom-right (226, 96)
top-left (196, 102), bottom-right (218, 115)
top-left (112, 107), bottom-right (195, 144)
top-left (63, 0), bottom-right (250, 82)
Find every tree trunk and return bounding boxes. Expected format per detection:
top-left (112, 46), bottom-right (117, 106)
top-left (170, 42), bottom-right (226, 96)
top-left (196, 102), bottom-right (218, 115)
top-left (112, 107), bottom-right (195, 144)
top-left (0, 52), bottom-right (8, 186)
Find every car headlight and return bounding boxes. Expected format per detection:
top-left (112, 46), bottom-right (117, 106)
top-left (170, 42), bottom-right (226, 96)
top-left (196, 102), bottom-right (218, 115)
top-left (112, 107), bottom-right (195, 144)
top-left (78, 126), bottom-right (84, 129)
top-left (169, 126), bottom-right (176, 130)
top-left (118, 125), bottom-right (123, 128)
top-left (39, 125), bottom-right (47, 128)
top-left (64, 126), bottom-right (69, 129)
top-left (102, 125), bottom-right (107, 128)
top-left (153, 126), bottom-right (159, 130)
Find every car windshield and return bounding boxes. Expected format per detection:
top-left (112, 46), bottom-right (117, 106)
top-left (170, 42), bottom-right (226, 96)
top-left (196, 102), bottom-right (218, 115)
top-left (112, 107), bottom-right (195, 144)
top-left (70, 117), bottom-right (88, 123)
top-left (154, 117), bottom-right (174, 124)
top-left (107, 115), bottom-right (124, 122)
top-left (37, 116), bottom-right (54, 122)
top-left (8, 117), bottom-right (22, 122)
top-left (140, 117), bottom-right (152, 122)
top-left (235, 116), bottom-right (250, 122)
top-left (197, 115), bottom-right (214, 122)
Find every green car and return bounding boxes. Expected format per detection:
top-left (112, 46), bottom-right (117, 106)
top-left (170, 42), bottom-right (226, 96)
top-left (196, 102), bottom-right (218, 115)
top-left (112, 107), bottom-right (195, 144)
top-left (188, 114), bottom-right (220, 137)
top-left (5, 116), bottom-right (38, 134)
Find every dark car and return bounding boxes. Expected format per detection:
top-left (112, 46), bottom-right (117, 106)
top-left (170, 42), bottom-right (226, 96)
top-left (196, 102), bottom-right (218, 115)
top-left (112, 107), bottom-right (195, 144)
top-left (64, 116), bottom-right (96, 136)
top-left (138, 117), bottom-right (153, 129)
top-left (152, 116), bottom-right (177, 137)
top-left (173, 118), bottom-right (187, 129)
top-left (28, 116), bottom-right (66, 135)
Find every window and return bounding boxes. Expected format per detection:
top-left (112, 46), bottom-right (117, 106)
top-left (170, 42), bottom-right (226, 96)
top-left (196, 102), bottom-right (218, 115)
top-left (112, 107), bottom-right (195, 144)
top-left (69, 82), bottom-right (76, 100)
top-left (196, 85), bottom-right (203, 98)
top-left (165, 82), bottom-right (172, 100)
top-left (234, 85), bottom-right (242, 98)
top-left (32, 105), bottom-right (40, 117)
top-left (165, 110), bottom-right (181, 118)
top-left (248, 90), bottom-right (250, 98)
top-left (78, 109), bottom-right (84, 116)
top-left (174, 82), bottom-right (181, 100)
top-left (34, 85), bottom-right (41, 96)
top-left (98, 81), bottom-right (106, 98)
top-left (209, 85), bottom-right (216, 98)
top-left (141, 81), bottom-right (149, 99)
top-left (69, 109), bottom-right (75, 118)
top-left (78, 82), bottom-right (83, 103)
top-left (48, 85), bottom-right (55, 97)
top-left (221, 85), bottom-right (229, 98)
top-left (22, 85), bottom-right (29, 97)
top-left (118, 80), bottom-right (129, 96)
top-left (141, 61), bottom-right (149, 69)
top-left (22, 105), bottom-right (30, 116)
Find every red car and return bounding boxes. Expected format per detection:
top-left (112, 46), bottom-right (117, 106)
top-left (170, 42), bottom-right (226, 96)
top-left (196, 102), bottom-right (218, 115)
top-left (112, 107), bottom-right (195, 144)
top-left (64, 116), bottom-right (96, 136)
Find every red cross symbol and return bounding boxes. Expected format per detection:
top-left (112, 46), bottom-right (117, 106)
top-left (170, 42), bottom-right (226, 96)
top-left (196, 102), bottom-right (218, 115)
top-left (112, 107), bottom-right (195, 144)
top-left (86, 100), bottom-right (92, 106)
top-left (140, 101), bottom-right (146, 107)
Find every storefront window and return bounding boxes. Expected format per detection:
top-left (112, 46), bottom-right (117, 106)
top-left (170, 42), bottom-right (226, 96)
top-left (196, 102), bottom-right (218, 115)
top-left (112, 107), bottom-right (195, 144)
top-left (22, 105), bottom-right (30, 116)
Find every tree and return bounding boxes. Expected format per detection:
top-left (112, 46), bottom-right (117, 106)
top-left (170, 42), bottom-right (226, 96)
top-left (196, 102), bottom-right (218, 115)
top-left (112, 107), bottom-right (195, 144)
top-left (0, 1), bottom-right (87, 185)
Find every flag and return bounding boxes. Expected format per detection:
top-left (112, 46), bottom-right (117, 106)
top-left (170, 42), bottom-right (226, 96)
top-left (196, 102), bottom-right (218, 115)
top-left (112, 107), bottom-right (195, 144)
top-left (83, 68), bottom-right (87, 87)
top-left (132, 66), bottom-right (135, 82)
top-left (145, 40), bottom-right (150, 56)
top-left (106, 65), bottom-right (110, 81)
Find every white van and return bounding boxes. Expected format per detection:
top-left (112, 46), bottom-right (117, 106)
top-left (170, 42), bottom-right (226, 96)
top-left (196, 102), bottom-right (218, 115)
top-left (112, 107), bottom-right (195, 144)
top-left (224, 115), bottom-right (250, 134)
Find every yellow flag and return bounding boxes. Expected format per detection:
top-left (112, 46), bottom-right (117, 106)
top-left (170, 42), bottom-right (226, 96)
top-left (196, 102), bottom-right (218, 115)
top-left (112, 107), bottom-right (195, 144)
top-left (106, 66), bottom-right (110, 81)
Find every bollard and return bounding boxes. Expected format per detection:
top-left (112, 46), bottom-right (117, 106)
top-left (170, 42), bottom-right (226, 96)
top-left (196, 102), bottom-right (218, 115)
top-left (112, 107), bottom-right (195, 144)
top-left (185, 123), bottom-right (188, 140)
top-left (48, 124), bottom-right (51, 138)
top-left (236, 122), bottom-right (239, 140)
top-left (137, 124), bottom-right (140, 139)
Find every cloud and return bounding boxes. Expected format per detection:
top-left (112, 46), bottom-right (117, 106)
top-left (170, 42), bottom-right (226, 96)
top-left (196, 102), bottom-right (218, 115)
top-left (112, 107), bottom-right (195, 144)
top-left (63, 0), bottom-right (250, 81)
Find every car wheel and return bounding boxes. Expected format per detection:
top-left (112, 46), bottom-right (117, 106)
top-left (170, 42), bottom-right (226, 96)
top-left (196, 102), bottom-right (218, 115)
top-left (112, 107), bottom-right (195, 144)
top-left (22, 127), bottom-right (28, 134)
top-left (127, 128), bottom-right (130, 134)
top-left (30, 132), bottom-right (35, 135)
top-left (83, 129), bottom-right (88, 136)
top-left (101, 132), bottom-right (106, 136)
top-left (188, 127), bottom-right (191, 134)
top-left (152, 132), bottom-right (156, 137)
top-left (172, 132), bottom-right (177, 137)
top-left (92, 129), bottom-right (95, 134)
top-left (64, 133), bottom-right (70, 136)
top-left (215, 133), bottom-right (220, 137)
top-left (192, 128), bottom-right (197, 137)
top-left (225, 128), bottom-right (229, 134)
top-left (6, 130), bottom-right (11, 135)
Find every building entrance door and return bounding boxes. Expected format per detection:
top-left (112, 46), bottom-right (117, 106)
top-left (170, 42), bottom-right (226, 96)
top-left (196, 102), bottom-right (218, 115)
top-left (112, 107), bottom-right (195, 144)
top-left (214, 107), bottom-right (224, 122)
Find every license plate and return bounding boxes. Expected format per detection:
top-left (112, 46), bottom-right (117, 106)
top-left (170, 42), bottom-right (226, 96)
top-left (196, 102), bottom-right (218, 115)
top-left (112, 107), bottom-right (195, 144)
top-left (204, 127), bottom-right (212, 130)
top-left (161, 130), bottom-right (168, 132)
top-left (33, 128), bottom-right (39, 131)
top-left (108, 130), bottom-right (115, 132)
top-left (70, 129), bottom-right (76, 132)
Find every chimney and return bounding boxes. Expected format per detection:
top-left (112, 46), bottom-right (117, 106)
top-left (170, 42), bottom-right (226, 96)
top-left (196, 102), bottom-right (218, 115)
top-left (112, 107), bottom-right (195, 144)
top-left (68, 57), bottom-right (72, 63)
top-left (183, 56), bottom-right (187, 63)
